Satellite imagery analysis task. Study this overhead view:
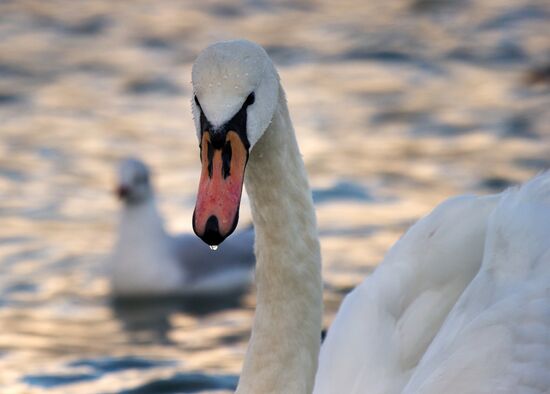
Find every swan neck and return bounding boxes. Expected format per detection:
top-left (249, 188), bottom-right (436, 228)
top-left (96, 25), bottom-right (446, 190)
top-left (237, 86), bottom-right (323, 393)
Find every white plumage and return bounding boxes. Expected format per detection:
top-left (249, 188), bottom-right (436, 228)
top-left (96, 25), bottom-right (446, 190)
top-left (403, 175), bottom-right (550, 394)
top-left (315, 194), bottom-right (500, 393)
top-left (108, 158), bottom-right (255, 297)
top-left (316, 176), bottom-right (550, 393)
top-left (189, 39), bottom-right (550, 393)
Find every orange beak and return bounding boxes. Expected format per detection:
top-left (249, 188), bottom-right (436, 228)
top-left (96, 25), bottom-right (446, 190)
top-left (193, 130), bottom-right (248, 246)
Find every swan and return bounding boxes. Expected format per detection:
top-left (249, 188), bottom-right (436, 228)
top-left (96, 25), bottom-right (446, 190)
top-left (108, 157), bottom-right (255, 297)
top-left (188, 40), bottom-right (550, 393)
top-left (401, 176), bottom-right (550, 393)
top-left (315, 179), bottom-right (550, 394)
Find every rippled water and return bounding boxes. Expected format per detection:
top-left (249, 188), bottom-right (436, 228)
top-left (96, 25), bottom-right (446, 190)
top-left (0, 0), bottom-right (548, 392)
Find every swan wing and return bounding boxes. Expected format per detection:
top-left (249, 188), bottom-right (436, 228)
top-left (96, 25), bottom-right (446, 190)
top-left (314, 194), bottom-right (500, 394)
top-left (403, 174), bottom-right (550, 394)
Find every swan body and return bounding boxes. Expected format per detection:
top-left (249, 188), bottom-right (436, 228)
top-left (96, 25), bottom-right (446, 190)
top-left (316, 175), bottom-right (550, 394)
top-left (189, 39), bottom-right (550, 394)
top-left (314, 194), bottom-right (501, 393)
top-left (109, 158), bottom-right (255, 297)
top-left (402, 176), bottom-right (550, 394)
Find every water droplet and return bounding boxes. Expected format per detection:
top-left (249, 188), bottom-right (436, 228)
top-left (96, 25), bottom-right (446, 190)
top-left (209, 245), bottom-right (218, 251)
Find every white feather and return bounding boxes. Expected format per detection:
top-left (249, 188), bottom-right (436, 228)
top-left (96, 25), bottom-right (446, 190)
top-left (314, 194), bottom-right (500, 393)
top-left (108, 158), bottom-right (255, 297)
top-left (403, 174), bottom-right (550, 394)
top-left (190, 40), bottom-right (550, 394)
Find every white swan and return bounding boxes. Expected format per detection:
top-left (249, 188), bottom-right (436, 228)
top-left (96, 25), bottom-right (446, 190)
top-left (189, 40), bottom-right (550, 393)
top-left (402, 176), bottom-right (550, 393)
top-left (109, 157), bottom-right (255, 297)
top-left (316, 180), bottom-right (550, 394)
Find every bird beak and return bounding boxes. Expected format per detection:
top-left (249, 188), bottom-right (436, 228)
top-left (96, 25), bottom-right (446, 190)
top-left (116, 185), bottom-right (129, 200)
top-left (193, 130), bottom-right (248, 246)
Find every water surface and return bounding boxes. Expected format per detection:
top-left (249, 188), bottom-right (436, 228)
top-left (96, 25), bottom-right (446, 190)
top-left (0, 0), bottom-right (548, 392)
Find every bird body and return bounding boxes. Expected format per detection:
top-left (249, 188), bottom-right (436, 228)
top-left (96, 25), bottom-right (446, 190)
top-left (109, 158), bottom-right (255, 297)
top-left (315, 194), bottom-right (501, 393)
top-left (188, 39), bottom-right (550, 394)
top-left (402, 176), bottom-right (550, 394)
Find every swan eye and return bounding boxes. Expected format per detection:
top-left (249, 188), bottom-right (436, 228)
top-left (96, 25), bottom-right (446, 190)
top-left (244, 92), bottom-right (255, 107)
top-left (194, 95), bottom-right (202, 110)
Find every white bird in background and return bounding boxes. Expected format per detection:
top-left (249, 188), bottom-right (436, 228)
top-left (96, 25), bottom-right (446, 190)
top-left (188, 39), bottom-right (549, 394)
top-left (108, 157), bottom-right (255, 297)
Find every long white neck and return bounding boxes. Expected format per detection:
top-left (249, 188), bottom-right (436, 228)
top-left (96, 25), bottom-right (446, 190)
top-left (236, 87), bottom-right (323, 393)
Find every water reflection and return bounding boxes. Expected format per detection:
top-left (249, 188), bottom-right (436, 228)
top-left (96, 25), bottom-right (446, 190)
top-left (24, 358), bottom-right (237, 393)
top-left (111, 294), bottom-right (249, 344)
top-left (113, 373), bottom-right (238, 394)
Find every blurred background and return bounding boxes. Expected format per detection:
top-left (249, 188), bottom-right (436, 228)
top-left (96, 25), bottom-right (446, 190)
top-left (0, 0), bottom-right (548, 392)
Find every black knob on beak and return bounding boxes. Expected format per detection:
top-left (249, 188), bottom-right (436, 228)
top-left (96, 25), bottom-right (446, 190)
top-left (195, 215), bottom-right (226, 247)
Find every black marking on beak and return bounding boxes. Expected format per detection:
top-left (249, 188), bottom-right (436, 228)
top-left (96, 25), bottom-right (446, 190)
top-left (196, 91), bottom-right (255, 151)
top-left (202, 215), bottom-right (224, 246)
top-left (198, 91), bottom-right (254, 181)
top-left (207, 141), bottom-right (214, 178)
top-left (222, 140), bottom-right (232, 179)
top-left (205, 136), bottom-right (234, 180)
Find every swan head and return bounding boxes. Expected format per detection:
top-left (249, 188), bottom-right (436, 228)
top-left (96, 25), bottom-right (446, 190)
top-left (116, 158), bottom-right (153, 205)
top-left (191, 40), bottom-right (279, 246)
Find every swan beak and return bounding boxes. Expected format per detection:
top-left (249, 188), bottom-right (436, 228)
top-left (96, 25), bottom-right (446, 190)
top-left (193, 130), bottom-right (248, 246)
